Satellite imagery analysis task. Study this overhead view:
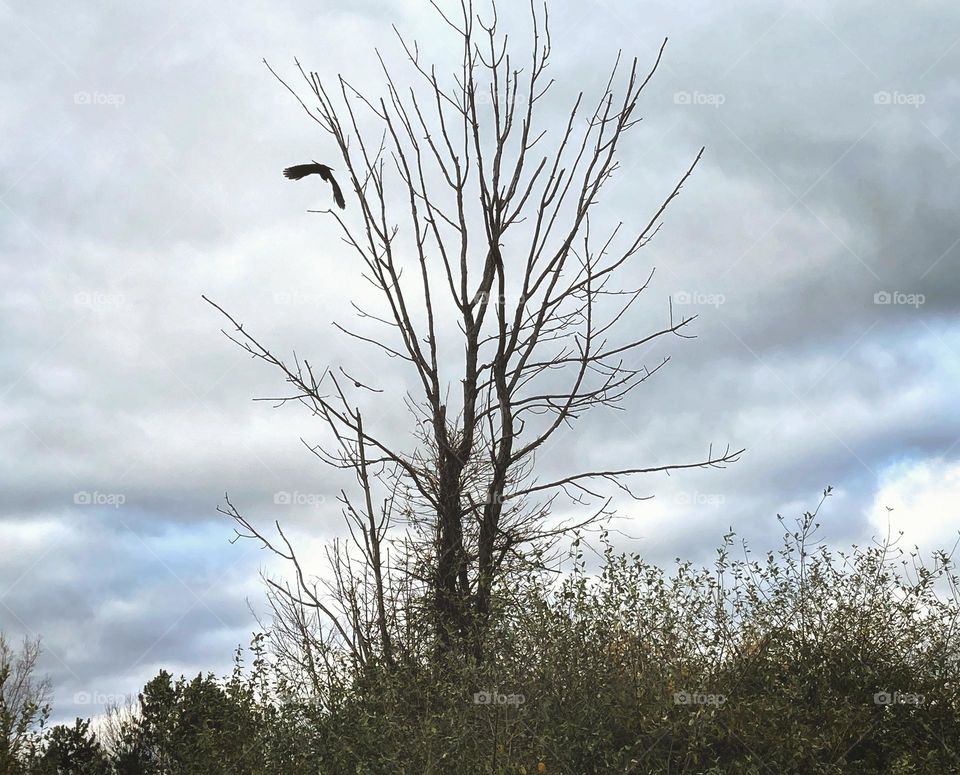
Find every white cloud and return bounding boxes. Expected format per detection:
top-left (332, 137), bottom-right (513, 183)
top-left (870, 458), bottom-right (960, 555)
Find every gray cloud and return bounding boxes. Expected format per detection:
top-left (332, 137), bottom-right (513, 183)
top-left (2, 0), bottom-right (959, 723)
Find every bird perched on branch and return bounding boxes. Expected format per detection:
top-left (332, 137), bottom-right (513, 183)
top-left (282, 161), bottom-right (346, 209)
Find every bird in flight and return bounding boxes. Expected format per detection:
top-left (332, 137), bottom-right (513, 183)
top-left (282, 161), bottom-right (346, 209)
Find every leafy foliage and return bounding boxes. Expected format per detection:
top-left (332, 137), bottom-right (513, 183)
top-left (7, 498), bottom-right (960, 773)
top-left (31, 719), bottom-right (110, 775)
top-left (0, 635), bottom-right (50, 775)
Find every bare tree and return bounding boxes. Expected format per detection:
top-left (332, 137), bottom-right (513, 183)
top-left (0, 633), bottom-right (51, 770)
top-left (208, 0), bottom-right (741, 667)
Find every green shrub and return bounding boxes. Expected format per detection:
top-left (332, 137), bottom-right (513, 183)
top-left (13, 495), bottom-right (960, 773)
top-left (295, 496), bottom-right (960, 773)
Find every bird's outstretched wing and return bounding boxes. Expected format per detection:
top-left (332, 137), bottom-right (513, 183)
top-left (283, 163), bottom-right (322, 180)
top-left (283, 162), bottom-right (346, 209)
top-left (327, 174), bottom-right (346, 209)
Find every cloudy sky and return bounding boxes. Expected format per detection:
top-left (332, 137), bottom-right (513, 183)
top-left (2, 0), bottom-right (959, 723)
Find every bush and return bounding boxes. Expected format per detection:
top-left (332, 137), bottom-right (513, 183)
top-left (284, 495), bottom-right (960, 773)
top-left (11, 496), bottom-right (960, 773)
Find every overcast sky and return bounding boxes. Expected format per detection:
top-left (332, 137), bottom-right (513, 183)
top-left (2, 0), bottom-right (959, 723)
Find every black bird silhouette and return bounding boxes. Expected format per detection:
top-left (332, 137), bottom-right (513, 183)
top-left (283, 161), bottom-right (346, 209)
